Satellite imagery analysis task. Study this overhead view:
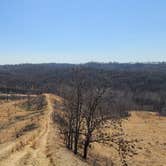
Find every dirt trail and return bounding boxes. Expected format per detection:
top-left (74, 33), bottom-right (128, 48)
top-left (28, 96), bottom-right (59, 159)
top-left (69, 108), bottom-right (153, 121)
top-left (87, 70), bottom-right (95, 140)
top-left (44, 95), bottom-right (88, 166)
top-left (0, 94), bottom-right (88, 166)
top-left (0, 94), bottom-right (52, 166)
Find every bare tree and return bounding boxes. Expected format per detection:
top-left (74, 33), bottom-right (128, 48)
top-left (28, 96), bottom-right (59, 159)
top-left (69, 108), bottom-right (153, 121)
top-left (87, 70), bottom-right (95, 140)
top-left (64, 99), bottom-right (75, 150)
top-left (82, 87), bottom-right (108, 159)
top-left (62, 68), bottom-right (85, 154)
top-left (60, 67), bottom-right (113, 159)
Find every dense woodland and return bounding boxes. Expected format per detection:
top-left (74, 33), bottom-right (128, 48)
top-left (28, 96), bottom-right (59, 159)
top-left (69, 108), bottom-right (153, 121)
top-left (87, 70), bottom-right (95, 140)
top-left (0, 62), bottom-right (166, 115)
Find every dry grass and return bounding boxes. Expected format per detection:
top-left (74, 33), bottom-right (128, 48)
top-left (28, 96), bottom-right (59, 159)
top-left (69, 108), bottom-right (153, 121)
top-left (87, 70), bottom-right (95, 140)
top-left (0, 99), bottom-right (44, 144)
top-left (0, 94), bottom-right (89, 166)
top-left (0, 97), bottom-right (46, 163)
top-left (1, 95), bottom-right (165, 166)
top-left (90, 111), bottom-right (166, 166)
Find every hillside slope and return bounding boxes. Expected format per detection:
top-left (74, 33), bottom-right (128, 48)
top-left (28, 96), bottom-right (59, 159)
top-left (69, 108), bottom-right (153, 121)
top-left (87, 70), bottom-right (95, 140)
top-left (0, 94), bottom-right (88, 166)
top-left (91, 111), bottom-right (166, 166)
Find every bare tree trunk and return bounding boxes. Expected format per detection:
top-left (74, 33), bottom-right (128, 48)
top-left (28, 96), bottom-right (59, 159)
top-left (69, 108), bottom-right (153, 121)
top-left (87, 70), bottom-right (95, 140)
top-left (70, 132), bottom-right (74, 150)
top-left (83, 135), bottom-right (90, 159)
top-left (74, 85), bottom-right (82, 155)
top-left (83, 140), bottom-right (89, 159)
top-left (74, 132), bottom-right (79, 154)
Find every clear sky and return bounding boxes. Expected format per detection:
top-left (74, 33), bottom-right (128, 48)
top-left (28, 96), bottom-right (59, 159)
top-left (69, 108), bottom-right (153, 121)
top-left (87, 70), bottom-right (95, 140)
top-left (0, 0), bottom-right (166, 64)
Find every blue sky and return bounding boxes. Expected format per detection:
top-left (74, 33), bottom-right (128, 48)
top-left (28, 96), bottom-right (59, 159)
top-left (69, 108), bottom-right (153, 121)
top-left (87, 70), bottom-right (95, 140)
top-left (0, 0), bottom-right (166, 64)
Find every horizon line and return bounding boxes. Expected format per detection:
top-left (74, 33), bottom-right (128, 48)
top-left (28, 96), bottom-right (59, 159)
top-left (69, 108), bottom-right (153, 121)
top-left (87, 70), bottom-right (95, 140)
top-left (0, 61), bottom-right (166, 66)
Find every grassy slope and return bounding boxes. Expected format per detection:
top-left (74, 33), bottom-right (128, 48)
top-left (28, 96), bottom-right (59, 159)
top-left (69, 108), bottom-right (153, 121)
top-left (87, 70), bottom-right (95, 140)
top-left (91, 111), bottom-right (166, 166)
top-left (0, 95), bottom-right (89, 166)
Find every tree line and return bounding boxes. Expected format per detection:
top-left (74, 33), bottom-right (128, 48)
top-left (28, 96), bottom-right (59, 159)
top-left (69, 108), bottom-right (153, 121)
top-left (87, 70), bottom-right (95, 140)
top-left (0, 63), bottom-right (166, 115)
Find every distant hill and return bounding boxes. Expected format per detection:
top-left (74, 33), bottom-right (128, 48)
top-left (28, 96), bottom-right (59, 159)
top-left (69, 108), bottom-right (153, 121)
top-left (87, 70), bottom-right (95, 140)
top-left (0, 62), bottom-right (166, 93)
top-left (0, 62), bottom-right (166, 114)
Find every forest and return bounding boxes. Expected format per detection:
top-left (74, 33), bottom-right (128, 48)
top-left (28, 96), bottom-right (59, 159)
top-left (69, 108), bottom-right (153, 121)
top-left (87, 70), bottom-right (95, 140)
top-left (0, 62), bottom-right (166, 116)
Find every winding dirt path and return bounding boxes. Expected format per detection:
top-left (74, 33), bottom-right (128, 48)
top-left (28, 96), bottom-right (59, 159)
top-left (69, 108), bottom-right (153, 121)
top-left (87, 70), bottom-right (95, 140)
top-left (0, 94), bottom-right (88, 166)
top-left (0, 94), bottom-right (53, 166)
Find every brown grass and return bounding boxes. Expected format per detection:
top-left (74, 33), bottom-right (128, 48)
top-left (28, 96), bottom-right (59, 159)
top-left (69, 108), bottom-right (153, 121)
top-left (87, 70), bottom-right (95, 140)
top-left (0, 94), bottom-right (89, 166)
top-left (1, 95), bottom-right (165, 166)
top-left (90, 111), bottom-right (166, 166)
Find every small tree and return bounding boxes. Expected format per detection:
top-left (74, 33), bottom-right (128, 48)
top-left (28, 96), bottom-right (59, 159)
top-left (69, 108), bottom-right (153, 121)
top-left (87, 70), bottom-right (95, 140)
top-left (60, 67), bottom-right (113, 159)
top-left (82, 87), bottom-right (109, 159)
top-left (62, 68), bottom-right (85, 154)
